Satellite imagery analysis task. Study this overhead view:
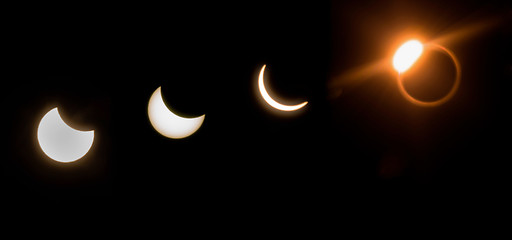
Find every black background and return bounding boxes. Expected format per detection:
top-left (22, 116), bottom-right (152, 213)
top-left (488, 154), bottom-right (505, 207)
top-left (3, 1), bottom-right (511, 215)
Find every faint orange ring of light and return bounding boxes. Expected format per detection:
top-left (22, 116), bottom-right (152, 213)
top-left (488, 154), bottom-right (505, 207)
top-left (397, 43), bottom-right (461, 107)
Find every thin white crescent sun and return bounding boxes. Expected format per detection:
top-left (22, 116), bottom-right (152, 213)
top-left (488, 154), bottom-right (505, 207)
top-left (258, 65), bottom-right (308, 112)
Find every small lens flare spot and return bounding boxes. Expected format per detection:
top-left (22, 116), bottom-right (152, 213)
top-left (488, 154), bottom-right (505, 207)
top-left (393, 40), bottom-right (424, 73)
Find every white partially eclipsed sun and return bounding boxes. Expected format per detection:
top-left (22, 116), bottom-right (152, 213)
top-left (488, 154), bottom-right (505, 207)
top-left (37, 108), bottom-right (94, 163)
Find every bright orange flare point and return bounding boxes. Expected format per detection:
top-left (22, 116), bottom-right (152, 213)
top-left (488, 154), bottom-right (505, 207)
top-left (393, 40), bottom-right (424, 73)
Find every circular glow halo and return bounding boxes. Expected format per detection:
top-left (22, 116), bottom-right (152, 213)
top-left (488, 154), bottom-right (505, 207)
top-left (258, 65), bottom-right (308, 111)
top-left (396, 43), bottom-right (461, 107)
top-left (37, 107), bottom-right (95, 163)
top-left (147, 86), bottom-right (205, 139)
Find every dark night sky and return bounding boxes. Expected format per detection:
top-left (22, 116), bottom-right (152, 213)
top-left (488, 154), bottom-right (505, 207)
top-left (3, 1), bottom-right (511, 212)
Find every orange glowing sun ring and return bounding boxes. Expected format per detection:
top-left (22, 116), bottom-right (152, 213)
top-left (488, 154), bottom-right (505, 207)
top-left (397, 43), bottom-right (461, 107)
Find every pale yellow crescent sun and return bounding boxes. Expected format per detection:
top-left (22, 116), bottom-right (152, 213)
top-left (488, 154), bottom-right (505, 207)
top-left (147, 86), bottom-right (205, 139)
